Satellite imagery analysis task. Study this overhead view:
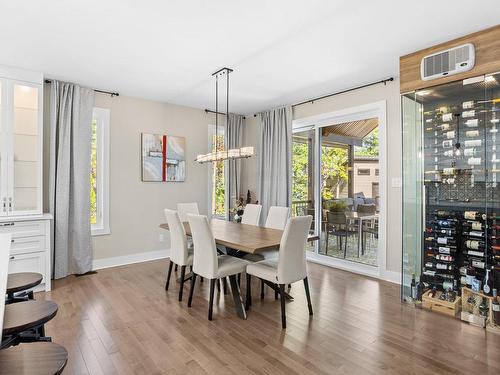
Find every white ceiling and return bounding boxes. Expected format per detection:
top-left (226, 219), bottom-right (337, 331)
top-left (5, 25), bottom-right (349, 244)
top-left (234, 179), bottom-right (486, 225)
top-left (0, 0), bottom-right (499, 114)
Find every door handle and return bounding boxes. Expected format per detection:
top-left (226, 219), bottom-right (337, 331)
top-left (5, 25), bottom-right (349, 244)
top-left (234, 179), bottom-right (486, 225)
top-left (8, 197), bottom-right (12, 211)
top-left (2, 197), bottom-right (5, 212)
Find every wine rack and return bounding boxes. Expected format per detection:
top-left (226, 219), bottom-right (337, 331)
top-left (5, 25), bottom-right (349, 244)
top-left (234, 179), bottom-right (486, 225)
top-left (402, 71), bottom-right (500, 306)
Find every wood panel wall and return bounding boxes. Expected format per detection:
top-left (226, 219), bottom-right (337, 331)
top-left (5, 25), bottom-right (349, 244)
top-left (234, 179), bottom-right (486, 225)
top-left (400, 25), bottom-right (500, 93)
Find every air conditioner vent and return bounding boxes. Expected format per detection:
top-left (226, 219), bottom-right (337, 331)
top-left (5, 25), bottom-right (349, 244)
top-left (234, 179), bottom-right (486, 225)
top-left (421, 43), bottom-right (475, 81)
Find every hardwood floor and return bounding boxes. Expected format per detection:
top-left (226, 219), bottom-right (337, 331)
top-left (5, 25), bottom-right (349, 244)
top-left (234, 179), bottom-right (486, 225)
top-left (37, 259), bottom-right (500, 375)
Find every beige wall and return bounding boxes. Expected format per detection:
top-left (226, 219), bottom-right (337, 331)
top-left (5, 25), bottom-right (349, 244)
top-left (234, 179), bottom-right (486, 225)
top-left (92, 94), bottom-right (212, 260)
top-left (241, 79), bottom-right (402, 274)
top-left (44, 90), bottom-right (213, 261)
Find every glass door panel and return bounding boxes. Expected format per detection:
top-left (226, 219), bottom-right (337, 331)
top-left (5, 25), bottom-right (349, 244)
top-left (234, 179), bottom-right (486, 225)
top-left (0, 80), bottom-right (6, 216)
top-left (12, 83), bottom-right (39, 213)
top-left (292, 128), bottom-right (316, 252)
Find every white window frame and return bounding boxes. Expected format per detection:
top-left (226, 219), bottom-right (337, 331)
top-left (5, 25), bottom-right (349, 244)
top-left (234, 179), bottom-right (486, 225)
top-left (91, 107), bottom-right (110, 236)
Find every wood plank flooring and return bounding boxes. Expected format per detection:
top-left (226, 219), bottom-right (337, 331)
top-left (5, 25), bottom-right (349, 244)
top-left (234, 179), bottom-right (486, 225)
top-left (37, 260), bottom-right (500, 374)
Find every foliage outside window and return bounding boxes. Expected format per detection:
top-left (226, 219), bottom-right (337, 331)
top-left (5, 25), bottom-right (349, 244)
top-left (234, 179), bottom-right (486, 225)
top-left (211, 133), bottom-right (226, 217)
top-left (90, 118), bottom-right (98, 225)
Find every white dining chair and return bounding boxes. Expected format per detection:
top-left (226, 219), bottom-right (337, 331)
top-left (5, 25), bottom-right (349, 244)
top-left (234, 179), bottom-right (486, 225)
top-left (177, 202), bottom-right (199, 222)
top-left (241, 204), bottom-right (262, 226)
top-left (244, 206), bottom-right (291, 296)
top-left (244, 206), bottom-right (290, 263)
top-left (164, 209), bottom-right (193, 301)
top-left (186, 214), bottom-right (249, 320)
top-left (246, 215), bottom-right (313, 329)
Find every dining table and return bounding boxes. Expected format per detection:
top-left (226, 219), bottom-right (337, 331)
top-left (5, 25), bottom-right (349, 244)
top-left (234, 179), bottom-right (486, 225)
top-left (160, 219), bottom-right (319, 319)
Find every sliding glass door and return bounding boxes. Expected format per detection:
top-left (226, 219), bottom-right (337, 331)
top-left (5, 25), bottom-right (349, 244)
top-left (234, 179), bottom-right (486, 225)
top-left (292, 118), bottom-right (380, 266)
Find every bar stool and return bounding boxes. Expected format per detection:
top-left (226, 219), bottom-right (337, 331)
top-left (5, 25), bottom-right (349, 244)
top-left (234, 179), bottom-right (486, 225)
top-left (1, 300), bottom-right (58, 348)
top-left (0, 342), bottom-right (68, 375)
top-left (6, 272), bottom-right (43, 303)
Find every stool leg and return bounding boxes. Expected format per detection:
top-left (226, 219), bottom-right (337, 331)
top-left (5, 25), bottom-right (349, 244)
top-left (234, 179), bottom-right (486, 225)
top-left (260, 279), bottom-right (265, 299)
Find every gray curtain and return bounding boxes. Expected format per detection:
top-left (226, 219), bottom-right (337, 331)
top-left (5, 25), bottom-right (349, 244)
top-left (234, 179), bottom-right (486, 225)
top-left (49, 81), bottom-right (95, 279)
top-left (225, 113), bottom-right (244, 218)
top-left (257, 106), bottom-right (292, 225)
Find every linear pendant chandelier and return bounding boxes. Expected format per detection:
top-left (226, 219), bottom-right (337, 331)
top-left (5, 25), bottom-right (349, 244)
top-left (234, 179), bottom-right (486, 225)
top-left (196, 67), bottom-right (254, 164)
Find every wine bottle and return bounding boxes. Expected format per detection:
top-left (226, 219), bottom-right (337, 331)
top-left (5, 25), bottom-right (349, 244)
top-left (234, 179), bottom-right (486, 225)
top-left (465, 250), bottom-right (485, 257)
top-left (442, 113), bottom-right (454, 122)
top-left (464, 211), bottom-right (487, 221)
top-left (465, 119), bottom-right (479, 128)
top-left (445, 131), bottom-right (455, 139)
top-left (471, 259), bottom-right (485, 269)
top-left (435, 210), bottom-right (456, 218)
top-left (466, 264), bottom-right (476, 287)
top-left (442, 167), bottom-right (456, 175)
top-left (436, 220), bottom-right (455, 227)
top-left (479, 297), bottom-right (489, 317)
top-left (462, 110), bottom-right (475, 118)
top-left (464, 148), bottom-right (478, 157)
top-left (436, 237), bottom-right (456, 246)
top-left (492, 289), bottom-right (500, 325)
top-left (411, 273), bottom-right (417, 300)
top-left (466, 130), bottom-right (479, 137)
top-left (442, 140), bottom-right (454, 148)
top-left (435, 254), bottom-right (454, 262)
top-left (483, 267), bottom-right (493, 296)
top-left (464, 139), bottom-right (482, 147)
top-left (463, 101), bottom-right (474, 109)
top-left (467, 157), bottom-right (481, 166)
top-left (465, 240), bottom-right (486, 250)
top-left (462, 231), bottom-right (485, 238)
top-left (462, 221), bottom-right (483, 231)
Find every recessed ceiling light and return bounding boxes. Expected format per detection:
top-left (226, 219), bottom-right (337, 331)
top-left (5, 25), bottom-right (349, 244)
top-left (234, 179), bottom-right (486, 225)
top-left (416, 90), bottom-right (432, 96)
top-left (485, 76), bottom-right (497, 83)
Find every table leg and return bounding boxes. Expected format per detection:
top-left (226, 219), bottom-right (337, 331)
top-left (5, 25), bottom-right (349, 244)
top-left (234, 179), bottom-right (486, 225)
top-left (228, 275), bottom-right (247, 320)
top-left (262, 280), bottom-right (294, 300)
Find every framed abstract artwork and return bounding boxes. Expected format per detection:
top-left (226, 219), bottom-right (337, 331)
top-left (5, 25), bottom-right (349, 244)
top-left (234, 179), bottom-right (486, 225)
top-left (141, 133), bottom-right (186, 182)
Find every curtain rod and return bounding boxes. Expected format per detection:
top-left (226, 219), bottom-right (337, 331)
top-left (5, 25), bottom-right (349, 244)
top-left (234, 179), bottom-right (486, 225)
top-left (44, 79), bottom-right (119, 97)
top-left (204, 108), bottom-right (246, 120)
top-left (253, 77), bottom-right (394, 117)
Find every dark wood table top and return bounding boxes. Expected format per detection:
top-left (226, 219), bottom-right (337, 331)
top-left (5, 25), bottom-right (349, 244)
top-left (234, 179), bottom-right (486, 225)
top-left (160, 219), bottom-right (319, 254)
top-left (2, 300), bottom-right (58, 336)
top-left (6, 272), bottom-right (43, 295)
top-left (0, 342), bottom-right (68, 375)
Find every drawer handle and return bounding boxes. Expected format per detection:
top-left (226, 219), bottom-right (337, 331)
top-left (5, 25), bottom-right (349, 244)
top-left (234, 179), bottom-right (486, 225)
top-left (0, 222), bottom-right (14, 227)
top-left (9, 256), bottom-right (14, 260)
top-left (11, 239), bottom-right (14, 243)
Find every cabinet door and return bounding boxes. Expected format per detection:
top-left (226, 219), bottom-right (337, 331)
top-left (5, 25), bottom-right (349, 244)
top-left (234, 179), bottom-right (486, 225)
top-left (9, 81), bottom-right (42, 215)
top-left (8, 251), bottom-right (46, 284)
top-left (0, 79), bottom-right (8, 216)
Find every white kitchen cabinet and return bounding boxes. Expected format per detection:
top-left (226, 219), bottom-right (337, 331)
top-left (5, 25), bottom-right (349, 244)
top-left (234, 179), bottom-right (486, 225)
top-left (0, 66), bottom-right (43, 216)
top-left (0, 66), bottom-right (51, 292)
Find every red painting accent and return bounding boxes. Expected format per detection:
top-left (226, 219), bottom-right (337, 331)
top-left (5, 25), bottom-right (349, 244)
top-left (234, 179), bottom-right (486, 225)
top-left (162, 135), bottom-right (167, 181)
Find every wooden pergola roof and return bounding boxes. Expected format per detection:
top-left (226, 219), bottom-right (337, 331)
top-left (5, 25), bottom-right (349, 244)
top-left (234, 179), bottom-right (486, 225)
top-left (321, 117), bottom-right (378, 140)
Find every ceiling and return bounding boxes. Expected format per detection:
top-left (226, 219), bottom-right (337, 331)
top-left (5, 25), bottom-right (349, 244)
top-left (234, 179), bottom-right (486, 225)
top-left (0, 1), bottom-right (498, 115)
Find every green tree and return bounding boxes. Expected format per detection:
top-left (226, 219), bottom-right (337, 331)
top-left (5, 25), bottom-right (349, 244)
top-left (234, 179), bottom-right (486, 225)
top-left (354, 127), bottom-right (379, 156)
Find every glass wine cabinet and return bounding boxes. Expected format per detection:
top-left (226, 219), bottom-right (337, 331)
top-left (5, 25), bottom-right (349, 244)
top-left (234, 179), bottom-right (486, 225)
top-left (402, 72), bottom-right (500, 306)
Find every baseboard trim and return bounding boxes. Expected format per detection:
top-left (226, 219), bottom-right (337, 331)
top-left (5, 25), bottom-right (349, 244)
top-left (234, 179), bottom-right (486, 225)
top-left (92, 249), bottom-right (170, 271)
top-left (380, 270), bottom-right (401, 284)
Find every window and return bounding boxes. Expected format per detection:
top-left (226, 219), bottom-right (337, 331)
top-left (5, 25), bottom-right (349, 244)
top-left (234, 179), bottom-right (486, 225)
top-left (208, 124), bottom-right (226, 218)
top-left (91, 107), bottom-right (110, 236)
top-left (357, 168), bottom-right (370, 176)
top-left (375, 168), bottom-right (379, 176)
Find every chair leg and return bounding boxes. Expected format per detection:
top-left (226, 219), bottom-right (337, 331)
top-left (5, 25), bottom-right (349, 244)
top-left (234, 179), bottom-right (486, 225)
top-left (279, 284), bottom-right (286, 329)
top-left (275, 286), bottom-right (279, 300)
top-left (260, 279), bottom-right (265, 299)
top-left (325, 229), bottom-right (329, 253)
top-left (223, 278), bottom-right (228, 295)
top-left (208, 279), bottom-right (215, 321)
top-left (179, 265), bottom-right (186, 301)
top-left (238, 273), bottom-right (241, 286)
top-left (245, 274), bottom-right (252, 310)
top-left (303, 277), bottom-right (313, 315)
top-left (217, 279), bottom-right (221, 293)
top-left (188, 273), bottom-right (197, 307)
top-left (344, 235), bottom-right (348, 258)
top-left (175, 264), bottom-right (178, 272)
top-left (165, 260), bottom-right (173, 291)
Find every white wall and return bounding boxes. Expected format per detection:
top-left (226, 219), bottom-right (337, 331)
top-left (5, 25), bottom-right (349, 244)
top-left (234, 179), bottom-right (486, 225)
top-left (241, 79), bottom-right (402, 274)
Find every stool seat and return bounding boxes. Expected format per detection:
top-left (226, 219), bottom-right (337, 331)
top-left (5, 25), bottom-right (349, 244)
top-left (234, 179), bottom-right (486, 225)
top-left (6, 272), bottom-right (43, 295)
top-left (0, 342), bottom-right (68, 375)
top-left (2, 300), bottom-right (58, 336)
